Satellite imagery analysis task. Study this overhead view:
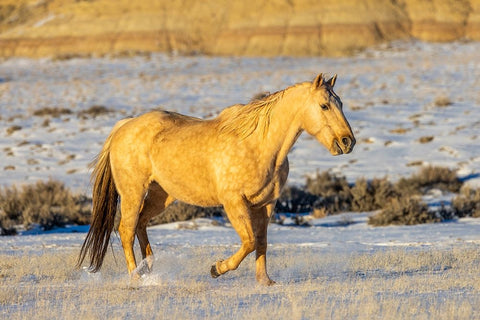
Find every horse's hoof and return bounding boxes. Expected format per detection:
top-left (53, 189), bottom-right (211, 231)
top-left (210, 264), bottom-right (221, 278)
top-left (128, 272), bottom-right (142, 288)
top-left (265, 279), bottom-right (276, 286)
top-left (257, 277), bottom-right (276, 286)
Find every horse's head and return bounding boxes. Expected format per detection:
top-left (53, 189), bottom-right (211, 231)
top-left (302, 73), bottom-right (355, 156)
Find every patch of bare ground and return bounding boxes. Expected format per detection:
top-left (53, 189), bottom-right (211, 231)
top-left (6, 125), bottom-right (21, 135)
top-left (33, 107), bottom-right (72, 118)
top-left (389, 127), bottom-right (410, 134)
top-left (77, 105), bottom-right (113, 119)
top-left (418, 136), bottom-right (434, 143)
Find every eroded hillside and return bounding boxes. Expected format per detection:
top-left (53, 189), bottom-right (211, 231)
top-left (0, 0), bottom-right (478, 57)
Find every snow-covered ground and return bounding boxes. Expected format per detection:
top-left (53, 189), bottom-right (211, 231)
top-left (3, 213), bottom-right (480, 256)
top-left (1, 214), bottom-right (480, 319)
top-left (1, 41), bottom-right (479, 319)
top-left (1, 40), bottom-right (479, 192)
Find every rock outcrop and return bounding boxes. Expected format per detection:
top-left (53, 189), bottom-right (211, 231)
top-left (0, 0), bottom-right (478, 58)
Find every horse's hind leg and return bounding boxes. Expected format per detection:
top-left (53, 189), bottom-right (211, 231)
top-left (252, 203), bottom-right (275, 286)
top-left (135, 182), bottom-right (175, 275)
top-left (116, 180), bottom-right (149, 279)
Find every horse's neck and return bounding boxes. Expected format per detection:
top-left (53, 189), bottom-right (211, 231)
top-left (257, 86), bottom-right (306, 168)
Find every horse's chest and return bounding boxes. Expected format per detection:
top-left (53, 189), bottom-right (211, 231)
top-left (245, 161), bottom-right (289, 207)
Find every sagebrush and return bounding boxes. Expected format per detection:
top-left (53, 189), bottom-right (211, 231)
top-left (0, 180), bottom-right (90, 234)
top-left (452, 186), bottom-right (480, 218)
top-left (0, 166), bottom-right (477, 234)
top-left (368, 197), bottom-right (439, 226)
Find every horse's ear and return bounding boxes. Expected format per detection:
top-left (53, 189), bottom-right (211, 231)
top-left (327, 74), bottom-right (337, 87)
top-left (313, 73), bottom-right (324, 88)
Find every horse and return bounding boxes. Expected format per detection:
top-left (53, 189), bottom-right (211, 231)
top-left (77, 73), bottom-right (355, 285)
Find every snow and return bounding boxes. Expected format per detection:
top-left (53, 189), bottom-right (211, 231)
top-left (1, 40), bottom-right (479, 192)
top-left (0, 40), bottom-right (479, 318)
top-left (2, 213), bottom-right (479, 274)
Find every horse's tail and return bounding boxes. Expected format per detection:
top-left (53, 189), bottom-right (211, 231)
top-left (77, 118), bottom-right (131, 272)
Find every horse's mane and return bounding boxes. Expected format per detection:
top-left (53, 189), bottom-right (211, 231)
top-left (216, 89), bottom-right (286, 139)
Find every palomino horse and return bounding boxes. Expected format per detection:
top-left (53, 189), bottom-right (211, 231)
top-left (77, 73), bottom-right (355, 285)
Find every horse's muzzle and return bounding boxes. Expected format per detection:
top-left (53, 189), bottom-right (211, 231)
top-left (333, 136), bottom-right (355, 155)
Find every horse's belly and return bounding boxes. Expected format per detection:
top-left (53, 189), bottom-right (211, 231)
top-left (170, 186), bottom-right (220, 207)
top-left (153, 167), bottom-right (220, 207)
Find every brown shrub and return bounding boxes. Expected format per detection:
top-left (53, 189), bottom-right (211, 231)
top-left (0, 180), bottom-right (91, 234)
top-left (306, 171), bottom-right (349, 196)
top-left (350, 178), bottom-right (375, 212)
top-left (306, 171), bottom-right (352, 214)
top-left (372, 178), bottom-right (398, 209)
top-left (452, 187), bottom-right (480, 218)
top-left (395, 166), bottom-right (462, 196)
top-left (275, 185), bottom-right (317, 213)
top-left (368, 197), bottom-right (439, 226)
top-left (149, 201), bottom-right (224, 225)
top-left (351, 177), bottom-right (397, 212)
top-left (0, 186), bottom-right (22, 235)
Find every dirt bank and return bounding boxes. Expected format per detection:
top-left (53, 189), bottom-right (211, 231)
top-left (0, 0), bottom-right (478, 57)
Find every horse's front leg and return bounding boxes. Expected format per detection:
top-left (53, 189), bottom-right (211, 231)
top-left (252, 203), bottom-right (275, 286)
top-left (211, 198), bottom-right (256, 279)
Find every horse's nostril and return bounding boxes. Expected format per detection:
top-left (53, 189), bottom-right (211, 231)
top-left (342, 137), bottom-right (351, 147)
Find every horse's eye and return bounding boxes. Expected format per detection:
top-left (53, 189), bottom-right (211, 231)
top-left (321, 104), bottom-right (329, 111)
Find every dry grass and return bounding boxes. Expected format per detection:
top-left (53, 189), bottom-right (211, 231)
top-left (418, 136), bottom-right (434, 144)
top-left (0, 180), bottom-right (90, 234)
top-left (6, 125), bottom-right (22, 135)
top-left (30, 105), bottom-right (113, 120)
top-left (434, 96), bottom-right (453, 107)
top-left (77, 105), bottom-right (113, 119)
top-left (0, 243), bottom-right (479, 319)
top-left (32, 107), bottom-right (72, 117)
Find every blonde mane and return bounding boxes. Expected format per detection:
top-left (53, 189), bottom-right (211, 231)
top-left (216, 88), bottom-right (286, 139)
